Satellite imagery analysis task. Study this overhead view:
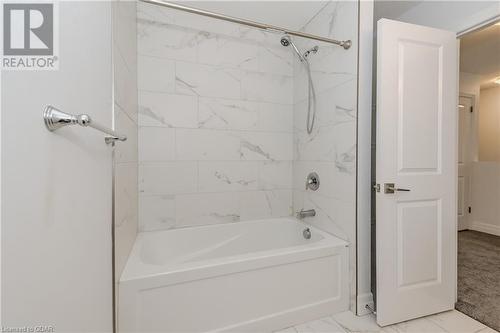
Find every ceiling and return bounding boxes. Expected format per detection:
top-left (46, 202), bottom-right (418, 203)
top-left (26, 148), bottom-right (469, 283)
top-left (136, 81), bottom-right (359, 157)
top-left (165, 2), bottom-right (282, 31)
top-left (174, 1), bottom-right (329, 31)
top-left (374, 1), bottom-right (422, 22)
top-left (460, 22), bottom-right (500, 88)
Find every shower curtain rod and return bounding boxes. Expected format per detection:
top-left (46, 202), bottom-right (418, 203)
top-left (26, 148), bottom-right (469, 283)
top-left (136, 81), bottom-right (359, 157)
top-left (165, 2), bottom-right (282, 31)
top-left (139, 0), bottom-right (352, 49)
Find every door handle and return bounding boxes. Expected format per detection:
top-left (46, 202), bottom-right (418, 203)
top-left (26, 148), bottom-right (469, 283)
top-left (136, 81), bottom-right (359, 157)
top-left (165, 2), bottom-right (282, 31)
top-left (384, 183), bottom-right (410, 194)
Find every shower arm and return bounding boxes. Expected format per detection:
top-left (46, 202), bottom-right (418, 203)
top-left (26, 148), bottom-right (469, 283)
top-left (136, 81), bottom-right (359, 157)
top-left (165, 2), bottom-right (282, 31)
top-left (139, 0), bottom-right (352, 50)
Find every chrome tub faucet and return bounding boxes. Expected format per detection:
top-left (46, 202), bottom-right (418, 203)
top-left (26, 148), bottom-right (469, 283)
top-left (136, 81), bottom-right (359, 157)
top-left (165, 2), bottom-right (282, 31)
top-left (296, 209), bottom-right (316, 219)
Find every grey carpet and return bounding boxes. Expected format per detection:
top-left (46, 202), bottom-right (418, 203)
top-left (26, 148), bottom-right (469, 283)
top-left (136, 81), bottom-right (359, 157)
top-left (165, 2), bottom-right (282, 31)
top-left (456, 230), bottom-right (500, 331)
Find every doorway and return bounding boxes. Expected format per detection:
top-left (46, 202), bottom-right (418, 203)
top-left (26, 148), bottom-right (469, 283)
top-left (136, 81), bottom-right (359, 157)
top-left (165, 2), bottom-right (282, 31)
top-left (456, 20), bottom-right (500, 331)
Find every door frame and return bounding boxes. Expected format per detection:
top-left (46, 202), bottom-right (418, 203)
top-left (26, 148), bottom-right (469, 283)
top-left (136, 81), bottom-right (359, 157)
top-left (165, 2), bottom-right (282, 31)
top-left (457, 93), bottom-right (476, 231)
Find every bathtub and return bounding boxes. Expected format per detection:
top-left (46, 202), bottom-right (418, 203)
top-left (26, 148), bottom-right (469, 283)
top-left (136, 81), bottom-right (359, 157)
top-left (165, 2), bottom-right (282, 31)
top-left (119, 217), bottom-right (349, 332)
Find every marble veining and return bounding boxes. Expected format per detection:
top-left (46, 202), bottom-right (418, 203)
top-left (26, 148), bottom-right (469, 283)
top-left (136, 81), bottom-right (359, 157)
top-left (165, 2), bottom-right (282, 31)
top-left (292, 0), bottom-right (358, 313)
top-left (335, 144), bottom-right (356, 175)
top-left (137, 3), bottom-right (294, 230)
top-left (274, 310), bottom-right (491, 333)
top-left (240, 140), bottom-right (274, 161)
top-left (139, 105), bottom-right (173, 127)
top-left (214, 170), bottom-right (256, 187)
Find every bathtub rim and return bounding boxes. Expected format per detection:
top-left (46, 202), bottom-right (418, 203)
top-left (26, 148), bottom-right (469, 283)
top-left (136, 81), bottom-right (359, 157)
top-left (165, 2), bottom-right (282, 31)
top-left (120, 218), bottom-right (348, 289)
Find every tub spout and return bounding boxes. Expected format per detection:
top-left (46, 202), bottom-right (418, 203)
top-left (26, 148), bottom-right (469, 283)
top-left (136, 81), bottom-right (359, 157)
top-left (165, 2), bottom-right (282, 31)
top-left (296, 209), bottom-right (316, 219)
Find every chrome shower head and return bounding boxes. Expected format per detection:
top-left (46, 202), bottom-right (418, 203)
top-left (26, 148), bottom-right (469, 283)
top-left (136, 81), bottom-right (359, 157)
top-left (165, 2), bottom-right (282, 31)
top-left (303, 46), bottom-right (319, 59)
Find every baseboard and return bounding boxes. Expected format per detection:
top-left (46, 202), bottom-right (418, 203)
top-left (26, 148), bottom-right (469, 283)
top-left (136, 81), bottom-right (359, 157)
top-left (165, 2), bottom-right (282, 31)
top-left (356, 292), bottom-right (374, 316)
top-left (469, 221), bottom-right (500, 236)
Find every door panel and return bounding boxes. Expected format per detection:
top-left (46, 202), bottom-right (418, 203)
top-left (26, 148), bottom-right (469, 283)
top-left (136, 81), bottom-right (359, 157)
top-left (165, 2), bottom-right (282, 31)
top-left (397, 200), bottom-right (440, 288)
top-left (376, 19), bottom-right (457, 326)
top-left (398, 41), bottom-right (441, 172)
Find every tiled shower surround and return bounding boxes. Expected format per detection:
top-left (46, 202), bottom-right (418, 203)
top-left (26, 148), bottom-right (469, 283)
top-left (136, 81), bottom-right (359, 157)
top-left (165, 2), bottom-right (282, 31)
top-left (137, 3), bottom-right (295, 230)
top-left (292, 1), bottom-right (359, 308)
top-left (137, 0), bottom-right (358, 272)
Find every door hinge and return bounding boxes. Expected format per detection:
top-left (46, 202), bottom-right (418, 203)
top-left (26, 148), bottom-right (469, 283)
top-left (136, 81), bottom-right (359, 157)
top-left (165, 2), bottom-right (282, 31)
top-left (468, 206), bottom-right (472, 213)
top-left (470, 106), bottom-right (473, 113)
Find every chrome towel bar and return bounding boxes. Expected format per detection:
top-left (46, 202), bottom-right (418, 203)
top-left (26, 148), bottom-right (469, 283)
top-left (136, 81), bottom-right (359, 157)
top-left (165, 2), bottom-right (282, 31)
top-left (43, 105), bottom-right (127, 144)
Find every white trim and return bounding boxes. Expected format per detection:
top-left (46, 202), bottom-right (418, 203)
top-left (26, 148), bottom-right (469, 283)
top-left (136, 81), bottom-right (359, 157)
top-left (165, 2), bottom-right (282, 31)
top-left (457, 93), bottom-right (476, 232)
top-left (356, 0), bottom-right (374, 316)
top-left (356, 293), bottom-right (374, 316)
top-left (457, 14), bottom-right (500, 37)
top-left (469, 222), bottom-right (500, 237)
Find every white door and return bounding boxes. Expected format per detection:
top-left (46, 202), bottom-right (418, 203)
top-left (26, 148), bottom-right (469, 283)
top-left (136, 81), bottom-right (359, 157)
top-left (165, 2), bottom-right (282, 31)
top-left (376, 19), bottom-right (458, 326)
top-left (458, 95), bottom-right (473, 231)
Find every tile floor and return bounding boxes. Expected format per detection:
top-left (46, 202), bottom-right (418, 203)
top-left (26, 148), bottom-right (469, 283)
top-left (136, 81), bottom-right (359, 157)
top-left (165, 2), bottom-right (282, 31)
top-left (275, 310), bottom-right (498, 333)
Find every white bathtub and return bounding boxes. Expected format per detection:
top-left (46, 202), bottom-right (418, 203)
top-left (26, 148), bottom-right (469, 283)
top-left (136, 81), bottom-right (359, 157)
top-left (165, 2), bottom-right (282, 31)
top-left (119, 218), bottom-right (349, 332)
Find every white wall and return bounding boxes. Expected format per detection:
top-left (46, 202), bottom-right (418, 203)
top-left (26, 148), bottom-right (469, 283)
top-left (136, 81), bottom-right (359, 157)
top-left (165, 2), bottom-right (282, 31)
top-left (469, 86), bottom-right (500, 236)
top-left (470, 162), bottom-right (500, 236)
top-left (136, 2), bottom-right (294, 231)
top-left (1, 3), bottom-right (113, 330)
top-left (292, 0), bottom-right (358, 312)
top-left (397, 1), bottom-right (500, 34)
top-left (460, 72), bottom-right (482, 97)
top-left (478, 86), bottom-right (500, 161)
top-left (113, 0), bottom-right (138, 281)
top-left (459, 72), bottom-right (482, 162)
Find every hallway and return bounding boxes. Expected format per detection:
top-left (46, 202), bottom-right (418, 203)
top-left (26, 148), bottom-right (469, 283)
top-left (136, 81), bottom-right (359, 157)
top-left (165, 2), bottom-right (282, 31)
top-left (457, 231), bottom-right (500, 331)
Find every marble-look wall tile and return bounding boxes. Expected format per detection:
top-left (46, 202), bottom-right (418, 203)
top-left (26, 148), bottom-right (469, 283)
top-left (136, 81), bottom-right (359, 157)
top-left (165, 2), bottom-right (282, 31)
top-left (138, 2), bottom-right (241, 44)
top-left (198, 161), bottom-right (259, 193)
top-left (259, 161), bottom-right (293, 190)
top-left (138, 127), bottom-right (175, 162)
top-left (113, 0), bottom-right (138, 282)
top-left (115, 50), bottom-right (138, 123)
top-left (198, 98), bottom-right (260, 131)
top-left (137, 18), bottom-right (198, 62)
top-left (294, 77), bottom-right (357, 163)
top-left (239, 190), bottom-right (293, 221)
top-left (114, 106), bottom-right (138, 164)
top-left (175, 192), bottom-right (240, 227)
top-left (136, 2), bottom-right (304, 231)
top-left (239, 132), bottom-right (294, 161)
top-left (175, 61), bottom-right (242, 99)
top-left (259, 102), bottom-right (294, 132)
top-left (138, 56), bottom-right (175, 93)
top-left (139, 195), bottom-right (175, 231)
top-left (292, 0), bottom-right (358, 313)
top-left (198, 35), bottom-right (260, 71)
top-left (114, 162), bottom-right (138, 277)
top-left (139, 92), bottom-right (197, 128)
top-left (176, 129), bottom-right (241, 161)
top-left (241, 72), bottom-right (293, 104)
top-left (113, 0), bottom-right (137, 76)
top-left (258, 45), bottom-right (294, 76)
top-left (139, 162), bottom-right (197, 195)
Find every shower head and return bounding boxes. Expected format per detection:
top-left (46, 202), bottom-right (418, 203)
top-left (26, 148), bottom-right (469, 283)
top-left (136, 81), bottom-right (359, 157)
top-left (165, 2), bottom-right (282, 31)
top-left (280, 35), bottom-right (305, 62)
top-left (303, 46), bottom-right (319, 59)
